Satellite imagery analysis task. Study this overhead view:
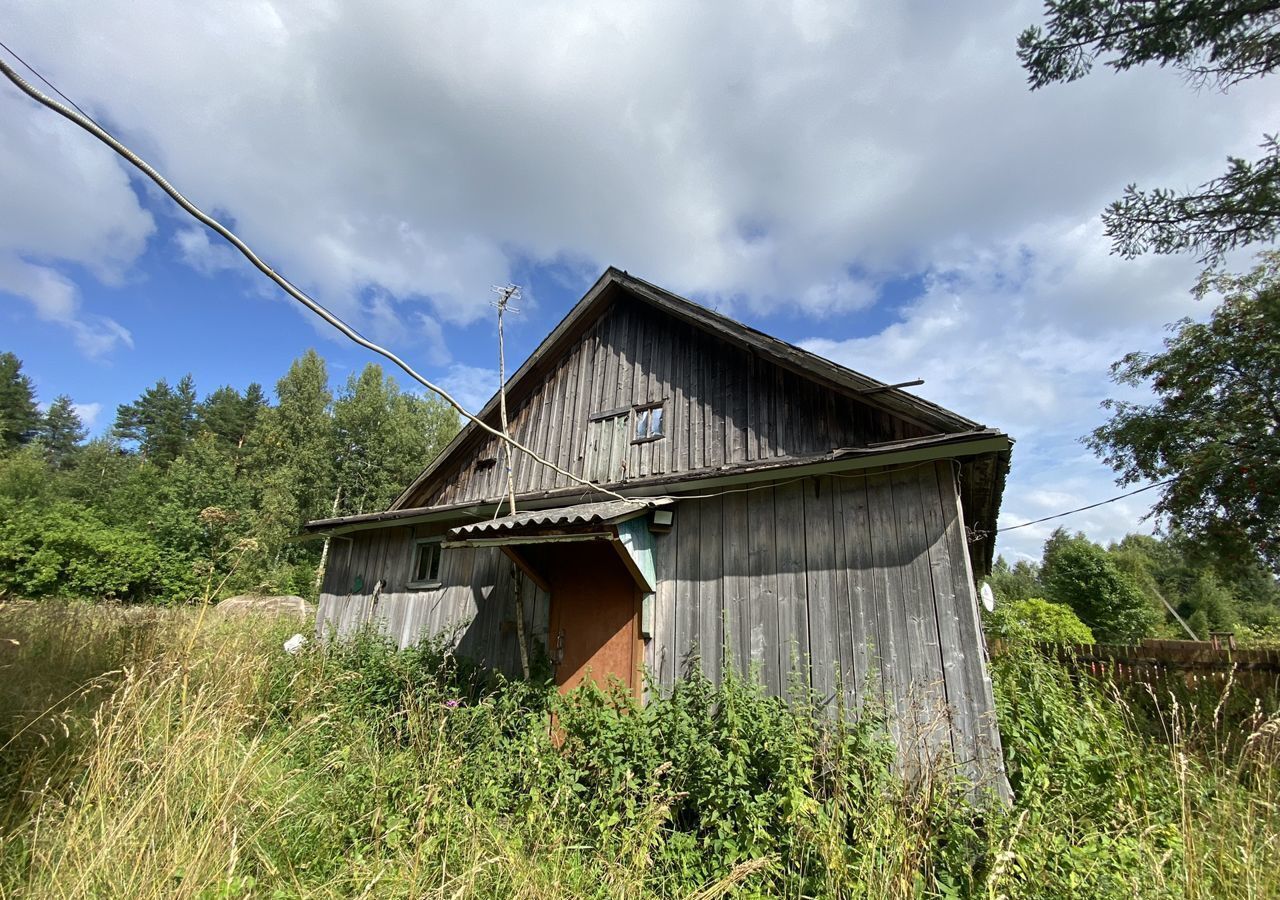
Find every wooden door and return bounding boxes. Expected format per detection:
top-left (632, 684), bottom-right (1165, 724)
top-left (546, 540), bottom-right (641, 695)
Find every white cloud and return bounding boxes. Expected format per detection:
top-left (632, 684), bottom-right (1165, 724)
top-left (2, 0), bottom-right (1273, 327)
top-left (0, 254), bottom-right (134, 356)
top-left (174, 226), bottom-right (240, 276)
top-left (2, 0), bottom-right (1275, 555)
top-left (72, 401), bottom-right (102, 429)
top-left (802, 220), bottom-right (1206, 562)
top-left (439, 363), bottom-right (499, 413)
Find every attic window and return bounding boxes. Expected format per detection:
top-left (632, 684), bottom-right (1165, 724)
top-left (634, 404), bottom-right (664, 442)
top-left (408, 538), bottom-right (442, 588)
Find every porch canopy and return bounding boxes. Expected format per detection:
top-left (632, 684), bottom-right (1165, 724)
top-left (442, 498), bottom-right (669, 594)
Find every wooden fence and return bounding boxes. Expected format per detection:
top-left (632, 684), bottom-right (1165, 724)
top-left (1031, 640), bottom-right (1280, 697)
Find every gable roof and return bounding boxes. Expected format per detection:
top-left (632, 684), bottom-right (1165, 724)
top-left (390, 267), bottom-right (990, 511)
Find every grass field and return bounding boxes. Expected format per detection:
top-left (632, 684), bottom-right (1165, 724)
top-left (0, 601), bottom-right (1277, 899)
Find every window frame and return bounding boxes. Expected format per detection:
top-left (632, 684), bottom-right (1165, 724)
top-left (632, 401), bottom-right (666, 444)
top-left (407, 537), bottom-right (444, 589)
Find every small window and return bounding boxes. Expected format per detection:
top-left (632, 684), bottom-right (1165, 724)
top-left (409, 539), bottom-right (442, 587)
top-left (634, 404), bottom-right (664, 442)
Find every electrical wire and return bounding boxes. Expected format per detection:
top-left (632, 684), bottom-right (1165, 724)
top-left (0, 45), bottom-right (637, 507)
top-left (996, 478), bottom-right (1175, 533)
top-left (0, 41), bottom-right (1051, 528)
top-left (0, 38), bottom-right (99, 126)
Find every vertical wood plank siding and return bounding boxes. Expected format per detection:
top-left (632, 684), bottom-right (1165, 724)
top-left (403, 299), bottom-right (927, 508)
top-left (316, 460), bottom-right (1006, 796)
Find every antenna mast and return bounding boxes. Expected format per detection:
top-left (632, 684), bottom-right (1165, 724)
top-left (492, 284), bottom-right (530, 678)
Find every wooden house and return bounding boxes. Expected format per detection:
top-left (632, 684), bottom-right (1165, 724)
top-left (306, 268), bottom-right (1013, 795)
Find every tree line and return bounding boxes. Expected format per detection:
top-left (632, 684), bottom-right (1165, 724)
top-left (0, 350), bottom-right (458, 603)
top-left (986, 527), bottom-right (1280, 647)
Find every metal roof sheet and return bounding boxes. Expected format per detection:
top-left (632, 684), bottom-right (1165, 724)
top-left (447, 498), bottom-right (666, 539)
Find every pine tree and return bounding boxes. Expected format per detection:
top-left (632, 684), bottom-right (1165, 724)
top-left (113, 374), bottom-right (198, 466)
top-left (38, 395), bottom-right (87, 467)
top-left (196, 383), bottom-right (267, 452)
top-left (0, 352), bottom-right (41, 450)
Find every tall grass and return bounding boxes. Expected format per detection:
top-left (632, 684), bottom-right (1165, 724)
top-left (0, 602), bottom-right (1276, 899)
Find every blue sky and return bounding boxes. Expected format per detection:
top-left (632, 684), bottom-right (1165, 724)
top-left (2, 0), bottom-right (1276, 562)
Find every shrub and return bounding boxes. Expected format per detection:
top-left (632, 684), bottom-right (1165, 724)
top-left (984, 596), bottom-right (1094, 645)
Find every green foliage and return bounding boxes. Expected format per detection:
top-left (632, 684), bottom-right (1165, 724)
top-left (983, 596), bottom-right (1094, 645)
top-left (333, 364), bottom-right (459, 516)
top-left (1091, 255), bottom-right (1280, 569)
top-left (35, 395), bottom-right (86, 467)
top-left (3, 604), bottom-right (1279, 898)
top-left (1041, 529), bottom-right (1158, 642)
top-left (113, 373), bottom-right (199, 466)
top-left (0, 500), bottom-right (189, 601)
top-left (1019, 2), bottom-right (1280, 264)
top-left (986, 555), bottom-right (1043, 603)
top-left (0, 349), bottom-right (459, 604)
top-left (0, 352), bottom-right (40, 450)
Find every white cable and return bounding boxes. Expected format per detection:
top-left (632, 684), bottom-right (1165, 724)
top-left (0, 51), bottom-right (634, 507)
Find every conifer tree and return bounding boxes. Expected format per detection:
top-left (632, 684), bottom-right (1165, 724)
top-left (38, 395), bottom-right (87, 467)
top-left (0, 352), bottom-right (40, 450)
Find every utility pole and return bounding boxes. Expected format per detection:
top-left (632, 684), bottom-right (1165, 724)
top-left (492, 284), bottom-right (530, 678)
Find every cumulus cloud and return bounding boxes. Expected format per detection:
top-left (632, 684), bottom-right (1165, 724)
top-left (72, 401), bottom-right (102, 429)
top-left (0, 255), bottom-right (134, 356)
top-left (2, 0), bottom-right (1276, 555)
top-left (439, 364), bottom-right (499, 413)
top-left (802, 221), bottom-right (1205, 561)
top-left (3, 0), bottom-right (1272, 326)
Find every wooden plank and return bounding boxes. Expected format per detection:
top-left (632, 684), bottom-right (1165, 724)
top-left (834, 474), bottom-right (876, 711)
top-left (669, 320), bottom-right (689, 475)
top-left (920, 461), bottom-right (978, 773)
top-left (606, 413), bottom-right (628, 482)
top-left (746, 485), bottom-right (780, 695)
top-left (571, 322), bottom-right (602, 471)
top-left (627, 307), bottom-right (649, 478)
top-left (721, 491), bottom-right (751, 678)
top-left (744, 350), bottom-right (759, 462)
top-left (891, 464), bottom-right (953, 765)
top-left (938, 461), bottom-right (1008, 798)
top-left (803, 476), bottom-right (838, 709)
top-left (774, 478), bottom-right (809, 699)
top-left (864, 470), bottom-right (908, 755)
top-left (673, 498), bottom-right (702, 678)
top-left (688, 327), bottom-right (706, 471)
top-left (698, 495), bottom-right (724, 681)
top-left (706, 340), bottom-right (725, 468)
top-left (651, 518), bottom-right (680, 692)
top-left (757, 356), bottom-right (775, 458)
top-left (655, 310), bottom-right (675, 476)
top-left (535, 355), bottom-right (565, 491)
top-left (726, 347), bottom-right (748, 465)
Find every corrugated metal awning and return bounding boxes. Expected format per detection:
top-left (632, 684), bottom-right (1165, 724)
top-left (447, 498), bottom-right (667, 541)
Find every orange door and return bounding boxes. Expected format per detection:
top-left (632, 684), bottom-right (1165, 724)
top-left (545, 540), bottom-right (641, 695)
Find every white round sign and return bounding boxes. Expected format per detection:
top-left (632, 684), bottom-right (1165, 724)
top-left (979, 583), bottom-right (996, 612)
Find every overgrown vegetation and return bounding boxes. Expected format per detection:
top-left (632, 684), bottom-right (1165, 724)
top-left (0, 602), bottom-right (1276, 898)
top-left (0, 350), bottom-right (459, 604)
top-left (986, 527), bottom-right (1280, 645)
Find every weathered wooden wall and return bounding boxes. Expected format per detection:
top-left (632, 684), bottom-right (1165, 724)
top-left (646, 460), bottom-right (1004, 788)
top-left (315, 523), bottom-right (549, 677)
top-left (403, 297), bottom-right (929, 508)
top-left (318, 460), bottom-right (1005, 793)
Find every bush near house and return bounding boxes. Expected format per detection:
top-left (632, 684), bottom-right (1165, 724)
top-left (0, 602), bottom-right (1277, 899)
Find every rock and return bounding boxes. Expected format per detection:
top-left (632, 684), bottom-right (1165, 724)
top-left (215, 594), bottom-right (315, 619)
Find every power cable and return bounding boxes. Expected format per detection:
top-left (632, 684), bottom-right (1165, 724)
top-left (0, 44), bottom-right (636, 507)
top-left (0, 38), bottom-right (99, 126)
top-left (996, 478), bottom-right (1175, 533)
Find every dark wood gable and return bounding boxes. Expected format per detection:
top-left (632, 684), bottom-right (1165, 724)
top-left (395, 273), bottom-right (968, 511)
